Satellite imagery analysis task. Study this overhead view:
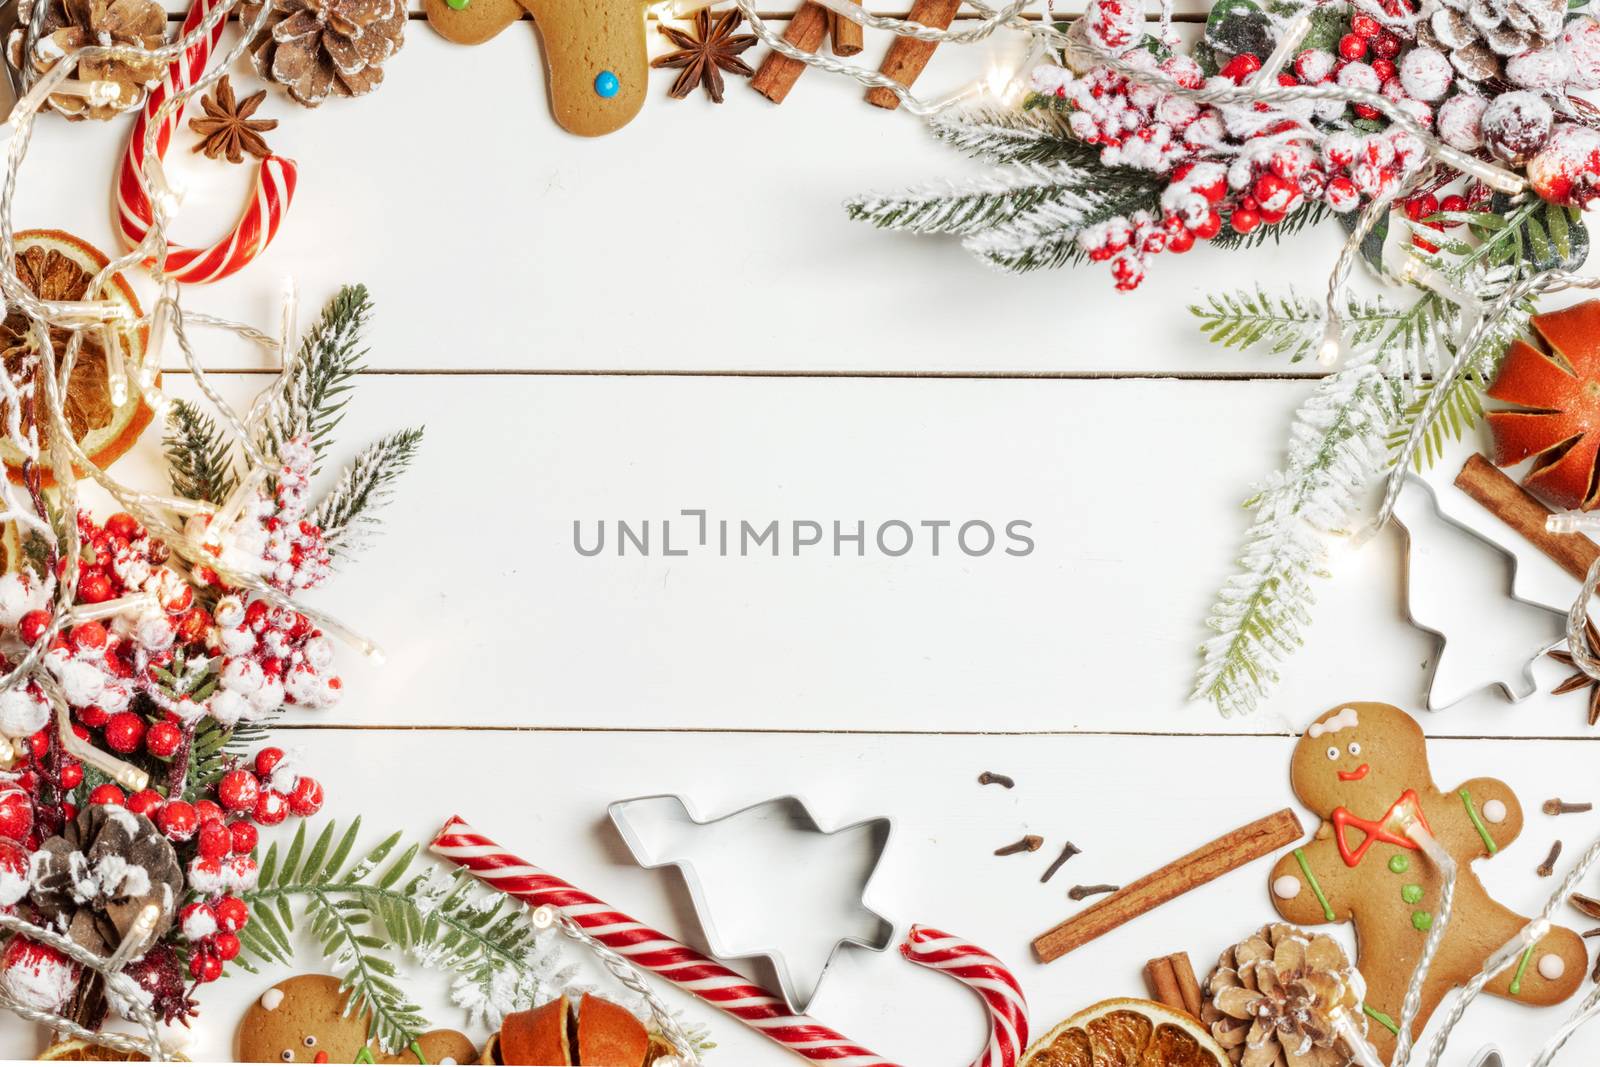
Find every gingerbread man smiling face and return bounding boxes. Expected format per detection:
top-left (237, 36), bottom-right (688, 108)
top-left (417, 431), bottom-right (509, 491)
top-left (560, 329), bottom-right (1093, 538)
top-left (1268, 702), bottom-right (1585, 1060)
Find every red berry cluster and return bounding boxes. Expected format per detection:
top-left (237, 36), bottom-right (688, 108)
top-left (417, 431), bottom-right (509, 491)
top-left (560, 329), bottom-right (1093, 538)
top-left (217, 747), bottom-right (324, 829)
top-left (177, 893), bottom-right (250, 984)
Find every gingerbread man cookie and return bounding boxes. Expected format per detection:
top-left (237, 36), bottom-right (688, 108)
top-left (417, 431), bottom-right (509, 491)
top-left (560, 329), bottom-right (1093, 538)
top-left (1267, 702), bottom-right (1585, 1059)
top-left (236, 974), bottom-right (478, 1064)
top-left (423, 0), bottom-right (652, 136)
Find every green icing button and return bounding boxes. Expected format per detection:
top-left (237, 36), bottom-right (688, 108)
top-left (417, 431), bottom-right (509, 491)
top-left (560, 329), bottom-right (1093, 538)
top-left (1401, 884), bottom-right (1424, 905)
top-left (1412, 910), bottom-right (1434, 931)
top-left (1388, 855), bottom-right (1409, 874)
top-left (444, 0), bottom-right (469, 9)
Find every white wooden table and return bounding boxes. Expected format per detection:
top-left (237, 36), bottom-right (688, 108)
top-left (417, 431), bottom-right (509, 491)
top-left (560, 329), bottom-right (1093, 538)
top-left (11, 6), bottom-right (1600, 1062)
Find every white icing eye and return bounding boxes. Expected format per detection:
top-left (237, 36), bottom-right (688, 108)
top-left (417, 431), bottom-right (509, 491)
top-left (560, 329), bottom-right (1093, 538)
top-left (1348, 742), bottom-right (1361, 756)
top-left (1326, 746), bottom-right (1339, 760)
top-left (303, 1037), bottom-right (317, 1048)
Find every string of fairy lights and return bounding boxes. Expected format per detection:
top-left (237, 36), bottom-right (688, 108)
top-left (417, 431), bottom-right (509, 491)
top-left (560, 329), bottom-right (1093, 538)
top-left (8, 0), bottom-right (1600, 1061)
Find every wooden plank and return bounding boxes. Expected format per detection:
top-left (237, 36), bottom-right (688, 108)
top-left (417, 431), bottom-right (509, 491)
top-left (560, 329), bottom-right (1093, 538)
top-left (88, 371), bottom-right (1588, 737)
top-left (20, 28), bottom-right (1340, 376)
top-left (1, 729), bottom-right (1588, 1062)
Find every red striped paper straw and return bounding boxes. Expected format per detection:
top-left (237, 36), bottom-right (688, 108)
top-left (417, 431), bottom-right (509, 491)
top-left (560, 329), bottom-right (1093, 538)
top-left (430, 816), bottom-right (902, 1066)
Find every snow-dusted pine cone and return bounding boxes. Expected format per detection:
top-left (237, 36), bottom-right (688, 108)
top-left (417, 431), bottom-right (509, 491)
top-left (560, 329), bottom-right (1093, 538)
top-left (1419, 0), bottom-right (1566, 83)
top-left (240, 0), bottom-right (405, 107)
top-left (1201, 924), bottom-right (1366, 1067)
top-left (6, 0), bottom-right (167, 120)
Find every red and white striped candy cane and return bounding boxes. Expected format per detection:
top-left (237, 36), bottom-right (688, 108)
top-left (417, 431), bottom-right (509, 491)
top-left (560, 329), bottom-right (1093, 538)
top-left (114, 0), bottom-right (298, 284)
top-left (431, 817), bottom-right (901, 1067)
top-left (901, 926), bottom-right (1029, 1067)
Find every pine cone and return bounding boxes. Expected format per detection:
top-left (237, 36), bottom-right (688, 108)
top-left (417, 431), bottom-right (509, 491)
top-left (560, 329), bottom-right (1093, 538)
top-left (29, 805), bottom-right (182, 959)
top-left (239, 0), bottom-right (405, 108)
top-left (1420, 0), bottom-right (1566, 82)
top-left (5, 0), bottom-right (166, 120)
top-left (1201, 924), bottom-right (1365, 1067)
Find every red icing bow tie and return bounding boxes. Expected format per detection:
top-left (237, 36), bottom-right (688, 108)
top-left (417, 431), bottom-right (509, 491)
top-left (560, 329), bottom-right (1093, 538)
top-left (1330, 789), bottom-right (1431, 868)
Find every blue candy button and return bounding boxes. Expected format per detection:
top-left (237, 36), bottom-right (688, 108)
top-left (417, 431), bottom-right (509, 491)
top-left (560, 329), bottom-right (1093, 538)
top-left (594, 71), bottom-right (620, 98)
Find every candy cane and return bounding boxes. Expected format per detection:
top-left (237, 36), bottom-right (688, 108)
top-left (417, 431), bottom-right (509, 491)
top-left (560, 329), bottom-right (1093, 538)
top-left (430, 817), bottom-right (901, 1067)
top-left (114, 0), bottom-right (298, 284)
top-left (901, 926), bottom-right (1028, 1067)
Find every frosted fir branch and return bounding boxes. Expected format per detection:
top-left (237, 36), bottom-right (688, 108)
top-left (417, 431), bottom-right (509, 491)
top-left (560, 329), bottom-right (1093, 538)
top-left (310, 427), bottom-right (424, 558)
top-left (260, 285), bottom-right (371, 468)
top-left (925, 104), bottom-right (1089, 165)
top-left (1190, 288), bottom-right (1402, 363)
top-left (844, 161), bottom-right (1127, 237)
top-left (964, 178), bottom-right (1164, 273)
top-left (164, 400), bottom-right (238, 506)
top-left (1195, 358), bottom-right (1407, 717)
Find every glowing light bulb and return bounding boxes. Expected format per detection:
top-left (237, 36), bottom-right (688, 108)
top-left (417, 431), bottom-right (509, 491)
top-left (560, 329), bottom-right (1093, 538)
top-left (1318, 337), bottom-right (1341, 365)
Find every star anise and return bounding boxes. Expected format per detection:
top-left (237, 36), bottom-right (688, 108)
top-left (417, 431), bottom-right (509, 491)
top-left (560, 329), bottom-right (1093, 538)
top-left (1549, 615), bottom-right (1600, 725)
top-left (189, 76), bottom-right (277, 164)
top-left (651, 8), bottom-right (757, 103)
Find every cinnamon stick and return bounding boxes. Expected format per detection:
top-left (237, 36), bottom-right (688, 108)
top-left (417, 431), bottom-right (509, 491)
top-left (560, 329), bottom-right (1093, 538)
top-left (750, 2), bottom-right (832, 104)
top-left (865, 0), bottom-right (960, 110)
top-left (1032, 809), bottom-right (1303, 964)
top-left (1455, 453), bottom-right (1600, 583)
top-left (1144, 952), bottom-right (1204, 1019)
top-left (832, 1), bottom-right (865, 56)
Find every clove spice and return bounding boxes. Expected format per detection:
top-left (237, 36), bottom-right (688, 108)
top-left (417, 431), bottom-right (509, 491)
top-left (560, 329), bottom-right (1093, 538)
top-left (1583, 928), bottom-right (1600, 939)
top-left (1539, 840), bottom-right (1564, 877)
top-left (995, 835), bottom-right (1044, 856)
top-left (1041, 842), bottom-right (1082, 884)
top-left (1068, 883), bottom-right (1119, 901)
top-left (1543, 798), bottom-right (1593, 816)
top-left (978, 771), bottom-right (1016, 789)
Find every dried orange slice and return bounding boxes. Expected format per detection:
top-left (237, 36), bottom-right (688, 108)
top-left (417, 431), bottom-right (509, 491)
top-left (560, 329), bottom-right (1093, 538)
top-left (37, 1037), bottom-right (187, 1060)
top-left (1021, 997), bottom-right (1229, 1067)
top-left (0, 229), bottom-right (155, 485)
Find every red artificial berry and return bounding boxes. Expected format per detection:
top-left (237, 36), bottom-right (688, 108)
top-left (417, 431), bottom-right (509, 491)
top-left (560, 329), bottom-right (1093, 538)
top-left (288, 776), bottom-right (323, 818)
top-left (213, 895), bottom-right (249, 933)
top-left (188, 950), bottom-right (222, 983)
top-left (175, 607), bottom-right (211, 646)
top-left (1439, 193), bottom-right (1468, 226)
top-left (1353, 103), bottom-right (1381, 120)
top-left (1371, 58), bottom-right (1396, 83)
top-left (77, 573), bottom-right (113, 604)
top-left (1259, 206), bottom-right (1287, 225)
top-left (126, 789), bottom-right (164, 818)
top-left (24, 730), bottom-right (48, 759)
top-left (228, 820), bottom-right (258, 855)
top-left (1337, 33), bottom-right (1367, 60)
top-left (18, 611), bottom-right (50, 646)
top-left (59, 801), bottom-right (76, 822)
top-left (1167, 226), bottom-right (1196, 253)
top-left (145, 720), bottom-right (182, 759)
top-left (194, 799), bottom-right (223, 824)
top-left (178, 901), bottom-right (217, 941)
top-left (1218, 53), bottom-right (1263, 83)
top-left (217, 770), bottom-right (260, 813)
top-left (88, 784), bottom-right (125, 807)
top-left (1191, 210), bottom-right (1223, 240)
top-left (0, 788), bottom-right (32, 842)
top-left (1405, 193), bottom-right (1440, 221)
top-left (1252, 173), bottom-right (1295, 213)
top-left (69, 622), bottom-right (106, 652)
top-left (1372, 32), bottom-right (1401, 59)
top-left (10, 770), bottom-right (34, 795)
top-left (253, 790), bottom-right (289, 826)
top-left (161, 584), bottom-right (194, 615)
top-left (1230, 207), bottom-right (1262, 234)
top-left (253, 747), bottom-right (285, 779)
top-left (196, 818), bottom-right (231, 861)
top-left (104, 513), bottom-right (140, 541)
top-left (244, 600), bottom-right (271, 632)
top-left (157, 800), bottom-right (198, 841)
top-left (213, 932), bottom-right (241, 962)
top-left (76, 705), bottom-right (108, 729)
top-left (1350, 11), bottom-right (1381, 36)
top-left (57, 759), bottom-right (82, 790)
top-left (103, 712), bottom-right (145, 754)
top-left (259, 657), bottom-right (284, 679)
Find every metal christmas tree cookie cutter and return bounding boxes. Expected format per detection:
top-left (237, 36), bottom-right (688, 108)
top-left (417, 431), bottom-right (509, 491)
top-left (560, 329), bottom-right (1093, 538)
top-left (607, 793), bottom-right (895, 1014)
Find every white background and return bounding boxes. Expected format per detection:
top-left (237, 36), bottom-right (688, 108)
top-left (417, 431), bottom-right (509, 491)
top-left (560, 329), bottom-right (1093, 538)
top-left (12, 4), bottom-right (1600, 1063)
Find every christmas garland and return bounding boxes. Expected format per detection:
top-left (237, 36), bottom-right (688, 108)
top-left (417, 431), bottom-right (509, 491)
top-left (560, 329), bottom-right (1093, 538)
top-left (844, 0), bottom-right (1600, 716)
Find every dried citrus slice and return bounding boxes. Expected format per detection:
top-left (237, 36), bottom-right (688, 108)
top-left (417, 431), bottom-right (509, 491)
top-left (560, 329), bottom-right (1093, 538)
top-left (1021, 997), bottom-right (1229, 1067)
top-left (36, 1037), bottom-right (187, 1060)
top-left (0, 229), bottom-right (155, 485)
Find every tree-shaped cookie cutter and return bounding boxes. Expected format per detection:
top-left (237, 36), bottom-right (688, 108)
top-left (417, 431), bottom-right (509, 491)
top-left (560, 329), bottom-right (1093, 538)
top-left (607, 793), bottom-right (895, 1014)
